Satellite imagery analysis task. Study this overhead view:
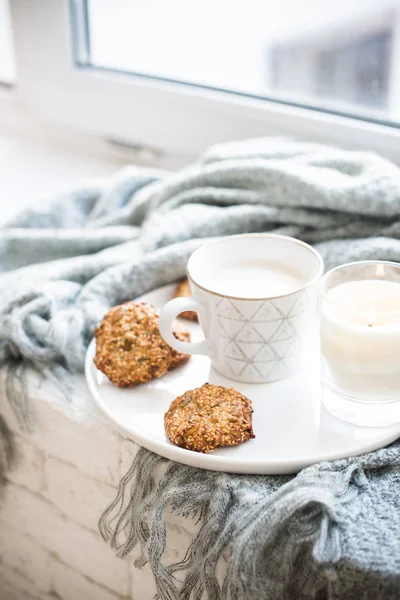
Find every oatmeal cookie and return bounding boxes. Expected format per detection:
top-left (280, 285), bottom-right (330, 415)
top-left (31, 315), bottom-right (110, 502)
top-left (168, 321), bottom-right (191, 371)
top-left (173, 279), bottom-right (198, 321)
top-left (164, 383), bottom-right (255, 453)
top-left (94, 301), bottom-right (190, 387)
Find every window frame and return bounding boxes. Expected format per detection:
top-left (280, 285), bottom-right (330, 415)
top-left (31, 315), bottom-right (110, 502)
top-left (5, 0), bottom-right (400, 163)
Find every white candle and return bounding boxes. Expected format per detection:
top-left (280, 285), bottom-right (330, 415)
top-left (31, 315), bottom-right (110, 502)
top-left (321, 278), bottom-right (400, 401)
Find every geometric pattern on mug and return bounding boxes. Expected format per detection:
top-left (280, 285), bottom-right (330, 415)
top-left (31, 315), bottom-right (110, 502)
top-left (215, 293), bottom-right (306, 382)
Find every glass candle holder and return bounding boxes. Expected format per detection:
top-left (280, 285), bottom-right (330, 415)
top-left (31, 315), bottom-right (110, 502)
top-left (320, 261), bottom-right (400, 426)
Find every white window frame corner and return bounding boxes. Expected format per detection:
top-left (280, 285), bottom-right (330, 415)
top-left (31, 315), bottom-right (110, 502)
top-left (3, 0), bottom-right (400, 164)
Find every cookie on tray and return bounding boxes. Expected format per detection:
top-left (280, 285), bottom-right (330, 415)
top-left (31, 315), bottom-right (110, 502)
top-left (173, 278), bottom-right (198, 322)
top-left (164, 383), bottom-right (255, 453)
top-left (168, 321), bottom-right (191, 371)
top-left (94, 301), bottom-right (190, 388)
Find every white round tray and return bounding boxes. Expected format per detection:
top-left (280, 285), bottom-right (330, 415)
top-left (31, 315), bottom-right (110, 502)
top-left (85, 284), bottom-right (400, 474)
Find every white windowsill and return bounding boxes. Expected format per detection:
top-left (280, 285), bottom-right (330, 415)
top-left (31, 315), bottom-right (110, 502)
top-left (0, 97), bottom-right (189, 225)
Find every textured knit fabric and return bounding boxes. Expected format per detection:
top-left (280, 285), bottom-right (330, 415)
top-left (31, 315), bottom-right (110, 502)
top-left (1, 138), bottom-right (400, 599)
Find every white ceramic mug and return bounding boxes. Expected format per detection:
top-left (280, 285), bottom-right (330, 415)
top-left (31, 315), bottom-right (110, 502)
top-left (160, 234), bottom-right (323, 383)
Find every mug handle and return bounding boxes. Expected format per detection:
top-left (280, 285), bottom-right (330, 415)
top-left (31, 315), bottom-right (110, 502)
top-left (159, 297), bottom-right (212, 357)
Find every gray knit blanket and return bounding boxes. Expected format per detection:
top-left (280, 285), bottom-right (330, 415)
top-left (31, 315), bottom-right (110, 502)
top-left (1, 138), bottom-right (400, 599)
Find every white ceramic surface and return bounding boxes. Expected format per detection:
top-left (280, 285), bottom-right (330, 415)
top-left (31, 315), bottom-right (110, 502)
top-left (159, 234), bottom-right (323, 384)
top-left (85, 285), bottom-right (400, 475)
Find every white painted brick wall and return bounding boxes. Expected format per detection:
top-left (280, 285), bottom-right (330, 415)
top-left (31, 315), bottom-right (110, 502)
top-left (0, 367), bottom-right (200, 600)
top-left (0, 561), bottom-right (42, 600)
top-left (24, 399), bottom-right (123, 487)
top-left (0, 522), bottom-right (52, 593)
top-left (1, 483), bottom-right (131, 596)
top-left (51, 559), bottom-right (125, 600)
top-left (43, 457), bottom-right (117, 533)
top-left (7, 434), bottom-right (46, 493)
top-left (0, 370), bottom-right (124, 486)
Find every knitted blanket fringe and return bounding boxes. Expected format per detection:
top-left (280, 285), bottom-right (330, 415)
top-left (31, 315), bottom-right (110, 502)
top-left (1, 138), bottom-right (400, 599)
top-left (99, 445), bottom-right (400, 600)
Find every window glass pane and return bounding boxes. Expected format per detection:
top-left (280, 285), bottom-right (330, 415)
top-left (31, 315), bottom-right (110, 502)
top-left (81, 0), bottom-right (400, 126)
top-left (0, 0), bottom-right (16, 85)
